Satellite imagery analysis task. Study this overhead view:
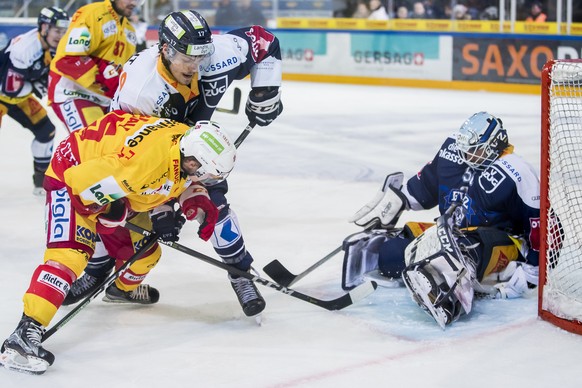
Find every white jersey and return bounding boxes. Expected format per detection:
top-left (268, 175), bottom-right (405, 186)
top-left (111, 26), bottom-right (282, 123)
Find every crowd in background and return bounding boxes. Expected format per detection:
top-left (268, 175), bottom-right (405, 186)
top-left (333, 0), bottom-right (580, 22)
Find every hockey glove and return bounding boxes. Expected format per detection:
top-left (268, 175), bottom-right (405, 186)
top-left (349, 172), bottom-right (408, 229)
top-left (95, 59), bottom-right (122, 99)
top-left (97, 198), bottom-right (129, 234)
top-left (150, 204), bottom-right (186, 242)
top-left (31, 78), bottom-right (48, 99)
top-left (245, 87), bottom-right (283, 126)
top-left (493, 262), bottom-right (539, 299)
top-left (179, 184), bottom-right (219, 241)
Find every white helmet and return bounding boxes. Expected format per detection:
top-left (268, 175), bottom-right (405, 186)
top-left (455, 112), bottom-right (509, 170)
top-left (180, 121), bottom-right (236, 185)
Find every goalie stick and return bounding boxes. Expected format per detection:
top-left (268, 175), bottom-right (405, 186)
top-left (216, 87), bottom-right (242, 114)
top-left (124, 222), bottom-right (378, 311)
top-left (263, 173), bottom-right (404, 287)
top-left (41, 234), bottom-right (159, 342)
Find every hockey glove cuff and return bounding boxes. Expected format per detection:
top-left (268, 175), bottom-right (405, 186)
top-left (97, 198), bottom-right (129, 234)
top-left (95, 59), bottom-right (122, 99)
top-left (245, 87), bottom-right (283, 126)
top-left (179, 185), bottom-right (219, 241)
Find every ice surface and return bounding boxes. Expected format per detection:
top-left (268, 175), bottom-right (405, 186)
top-left (1, 81), bottom-right (581, 387)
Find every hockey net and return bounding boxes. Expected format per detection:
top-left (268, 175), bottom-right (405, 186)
top-left (539, 59), bottom-right (582, 334)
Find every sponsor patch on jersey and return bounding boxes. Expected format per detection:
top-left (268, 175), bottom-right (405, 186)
top-left (65, 27), bottom-right (91, 53)
top-left (61, 100), bottom-right (85, 131)
top-left (140, 179), bottom-right (173, 196)
top-left (76, 226), bottom-right (97, 246)
top-left (122, 271), bottom-right (147, 283)
top-left (102, 20), bottom-right (117, 38)
top-left (200, 75), bottom-right (228, 108)
top-left (478, 165), bottom-right (506, 194)
top-left (38, 270), bottom-right (70, 296)
top-left (125, 29), bottom-right (137, 46)
top-left (48, 188), bottom-right (71, 243)
top-left (80, 176), bottom-right (126, 206)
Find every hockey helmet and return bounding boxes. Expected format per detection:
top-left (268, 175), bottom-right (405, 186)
top-left (180, 121), bottom-right (236, 185)
top-left (37, 7), bottom-right (70, 31)
top-left (456, 112), bottom-right (509, 170)
top-left (159, 10), bottom-right (214, 57)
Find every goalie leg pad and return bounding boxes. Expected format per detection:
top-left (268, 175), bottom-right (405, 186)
top-left (378, 235), bottom-right (412, 278)
top-left (342, 230), bottom-right (397, 290)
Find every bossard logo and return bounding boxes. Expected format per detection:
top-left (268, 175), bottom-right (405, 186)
top-left (38, 270), bottom-right (70, 296)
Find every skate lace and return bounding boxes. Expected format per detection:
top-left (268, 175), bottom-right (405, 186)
top-left (231, 277), bottom-right (258, 304)
top-left (71, 274), bottom-right (99, 296)
top-left (26, 323), bottom-right (44, 347)
top-left (129, 284), bottom-right (150, 301)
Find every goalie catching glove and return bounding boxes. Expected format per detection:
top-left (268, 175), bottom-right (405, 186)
top-left (179, 184), bottom-right (219, 241)
top-left (349, 172), bottom-right (408, 229)
top-left (245, 87), bottom-right (283, 126)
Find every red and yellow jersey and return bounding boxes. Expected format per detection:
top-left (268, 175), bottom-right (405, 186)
top-left (46, 111), bottom-right (191, 213)
top-left (48, 0), bottom-right (136, 106)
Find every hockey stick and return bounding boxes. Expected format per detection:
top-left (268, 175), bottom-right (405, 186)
top-left (216, 87), bottom-right (242, 114)
top-left (124, 222), bottom-right (377, 311)
top-left (42, 234), bottom-right (158, 342)
top-left (263, 173), bottom-right (406, 287)
top-left (263, 224), bottom-right (381, 288)
top-left (234, 122), bottom-right (255, 148)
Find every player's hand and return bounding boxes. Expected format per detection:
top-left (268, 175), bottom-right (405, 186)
top-left (95, 60), bottom-right (122, 99)
top-left (179, 185), bottom-right (219, 241)
top-left (245, 87), bottom-right (283, 126)
top-left (97, 198), bottom-right (129, 234)
top-left (150, 205), bottom-right (186, 242)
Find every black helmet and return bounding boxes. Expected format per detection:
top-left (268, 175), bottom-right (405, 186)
top-left (38, 7), bottom-right (70, 31)
top-left (159, 10), bottom-right (213, 56)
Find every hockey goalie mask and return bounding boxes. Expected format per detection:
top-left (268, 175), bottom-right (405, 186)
top-left (456, 112), bottom-right (509, 170)
top-left (180, 121), bottom-right (236, 185)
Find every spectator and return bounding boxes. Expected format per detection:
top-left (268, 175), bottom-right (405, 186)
top-left (237, 0), bottom-right (266, 26)
top-left (410, 1), bottom-right (428, 18)
top-left (368, 0), bottom-right (389, 19)
top-left (352, 0), bottom-right (370, 18)
top-left (453, 4), bottom-right (471, 20)
top-left (479, 6), bottom-right (499, 20)
top-left (526, 1), bottom-right (547, 22)
top-left (396, 5), bottom-right (409, 19)
top-left (215, 0), bottom-right (238, 26)
top-left (130, 12), bottom-right (148, 52)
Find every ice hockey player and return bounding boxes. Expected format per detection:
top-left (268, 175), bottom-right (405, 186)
top-left (64, 10), bottom-right (283, 318)
top-left (342, 112), bottom-right (541, 328)
top-left (0, 7), bottom-right (70, 195)
top-left (0, 111), bottom-right (236, 374)
top-left (47, 0), bottom-right (139, 133)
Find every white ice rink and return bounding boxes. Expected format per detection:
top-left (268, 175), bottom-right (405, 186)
top-left (1, 81), bottom-right (582, 387)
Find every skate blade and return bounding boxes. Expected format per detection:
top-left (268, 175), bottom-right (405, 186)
top-left (0, 349), bottom-right (49, 375)
top-left (254, 314), bottom-right (263, 326)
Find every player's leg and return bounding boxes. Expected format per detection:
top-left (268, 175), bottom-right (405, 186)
top-left (1, 187), bottom-right (96, 372)
top-left (208, 181), bottom-right (265, 317)
top-left (5, 97), bottom-right (56, 195)
top-left (100, 212), bottom-right (161, 304)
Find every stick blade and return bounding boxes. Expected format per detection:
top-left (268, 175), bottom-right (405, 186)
top-left (263, 259), bottom-right (297, 287)
top-left (321, 280), bottom-right (378, 311)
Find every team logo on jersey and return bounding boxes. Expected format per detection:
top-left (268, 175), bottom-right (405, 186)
top-left (479, 165), bottom-right (506, 194)
top-left (102, 20), bottom-right (117, 38)
top-left (66, 27), bottom-right (91, 53)
top-left (244, 26), bottom-right (274, 62)
top-left (200, 75), bottom-right (228, 108)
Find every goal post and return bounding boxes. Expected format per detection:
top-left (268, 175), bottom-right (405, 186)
top-left (539, 59), bottom-right (582, 334)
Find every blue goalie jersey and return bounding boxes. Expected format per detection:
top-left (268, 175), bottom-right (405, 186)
top-left (405, 136), bottom-right (541, 264)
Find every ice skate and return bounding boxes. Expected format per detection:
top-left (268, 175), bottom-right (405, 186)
top-left (102, 283), bottom-right (159, 304)
top-left (229, 273), bottom-right (266, 317)
top-left (0, 315), bottom-right (54, 375)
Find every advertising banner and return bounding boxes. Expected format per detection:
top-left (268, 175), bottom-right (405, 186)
top-left (278, 31), bottom-right (453, 81)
